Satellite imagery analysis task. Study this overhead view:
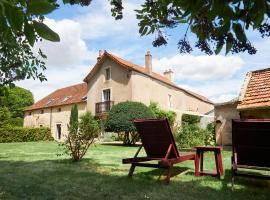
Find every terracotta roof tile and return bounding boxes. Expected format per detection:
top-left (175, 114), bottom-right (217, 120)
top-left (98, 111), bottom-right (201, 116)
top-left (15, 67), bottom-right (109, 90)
top-left (84, 51), bottom-right (213, 104)
top-left (238, 68), bottom-right (270, 110)
top-left (24, 83), bottom-right (87, 111)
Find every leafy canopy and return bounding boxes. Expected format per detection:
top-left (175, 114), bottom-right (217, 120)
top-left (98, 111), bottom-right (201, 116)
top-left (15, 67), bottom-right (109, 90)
top-left (0, 86), bottom-right (34, 118)
top-left (105, 101), bottom-right (155, 133)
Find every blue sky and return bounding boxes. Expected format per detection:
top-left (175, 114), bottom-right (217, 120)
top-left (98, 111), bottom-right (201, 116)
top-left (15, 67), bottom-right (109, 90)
top-left (17, 1), bottom-right (270, 103)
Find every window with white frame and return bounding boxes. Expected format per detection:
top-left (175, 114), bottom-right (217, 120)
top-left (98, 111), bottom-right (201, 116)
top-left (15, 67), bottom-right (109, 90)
top-left (105, 67), bottom-right (111, 81)
top-left (102, 89), bottom-right (111, 102)
top-left (168, 94), bottom-right (172, 108)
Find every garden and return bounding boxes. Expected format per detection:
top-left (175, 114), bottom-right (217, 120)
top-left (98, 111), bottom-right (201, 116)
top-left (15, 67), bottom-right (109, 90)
top-left (0, 142), bottom-right (269, 200)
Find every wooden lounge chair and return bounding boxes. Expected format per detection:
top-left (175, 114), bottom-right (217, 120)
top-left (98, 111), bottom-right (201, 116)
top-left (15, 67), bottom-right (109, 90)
top-left (231, 119), bottom-right (270, 189)
top-left (122, 118), bottom-right (195, 183)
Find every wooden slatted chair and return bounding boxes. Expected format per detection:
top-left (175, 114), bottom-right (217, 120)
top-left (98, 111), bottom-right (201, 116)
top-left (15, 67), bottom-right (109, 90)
top-left (122, 118), bottom-right (195, 183)
top-left (231, 119), bottom-right (270, 189)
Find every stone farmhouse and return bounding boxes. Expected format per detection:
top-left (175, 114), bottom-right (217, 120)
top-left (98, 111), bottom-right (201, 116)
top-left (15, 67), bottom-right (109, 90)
top-left (215, 67), bottom-right (270, 146)
top-left (24, 51), bottom-right (214, 140)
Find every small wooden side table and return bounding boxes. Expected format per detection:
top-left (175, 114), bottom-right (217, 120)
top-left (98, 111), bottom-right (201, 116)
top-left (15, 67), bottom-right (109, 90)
top-left (195, 146), bottom-right (224, 178)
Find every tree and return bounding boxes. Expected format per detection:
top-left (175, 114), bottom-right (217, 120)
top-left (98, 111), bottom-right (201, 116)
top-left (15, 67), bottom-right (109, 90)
top-left (0, 86), bottom-right (34, 118)
top-left (63, 105), bottom-right (99, 162)
top-left (148, 101), bottom-right (176, 127)
top-left (0, 0), bottom-right (123, 86)
top-left (135, 0), bottom-right (270, 55)
top-left (2, 1), bottom-right (269, 86)
top-left (105, 101), bottom-right (155, 145)
top-left (0, 107), bottom-right (11, 127)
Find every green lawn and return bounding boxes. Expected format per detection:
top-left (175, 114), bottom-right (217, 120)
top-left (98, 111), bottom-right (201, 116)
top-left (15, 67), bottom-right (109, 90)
top-left (0, 142), bottom-right (269, 200)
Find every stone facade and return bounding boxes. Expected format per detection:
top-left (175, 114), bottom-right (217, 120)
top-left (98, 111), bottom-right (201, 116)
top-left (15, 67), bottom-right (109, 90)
top-left (24, 103), bottom-right (86, 140)
top-left (24, 51), bottom-right (214, 140)
top-left (215, 101), bottom-right (240, 146)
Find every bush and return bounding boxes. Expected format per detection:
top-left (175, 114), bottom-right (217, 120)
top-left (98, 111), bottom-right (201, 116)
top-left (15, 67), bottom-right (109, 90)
top-left (149, 101), bottom-right (176, 127)
top-left (181, 114), bottom-right (200, 125)
top-left (176, 122), bottom-right (216, 149)
top-left (0, 127), bottom-right (53, 143)
top-left (62, 107), bottom-right (100, 162)
top-left (105, 101), bottom-right (155, 145)
top-left (204, 122), bottom-right (215, 146)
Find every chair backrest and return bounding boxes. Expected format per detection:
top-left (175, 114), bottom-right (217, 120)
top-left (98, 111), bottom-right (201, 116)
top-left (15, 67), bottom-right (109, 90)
top-left (133, 118), bottom-right (179, 159)
top-left (232, 119), bottom-right (270, 168)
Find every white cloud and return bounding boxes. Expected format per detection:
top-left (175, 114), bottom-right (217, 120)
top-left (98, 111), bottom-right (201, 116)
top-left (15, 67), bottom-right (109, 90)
top-left (35, 18), bottom-right (97, 68)
top-left (75, 1), bottom-right (140, 40)
top-left (179, 78), bottom-right (243, 103)
top-left (17, 17), bottom-right (98, 101)
top-left (153, 54), bottom-right (245, 81)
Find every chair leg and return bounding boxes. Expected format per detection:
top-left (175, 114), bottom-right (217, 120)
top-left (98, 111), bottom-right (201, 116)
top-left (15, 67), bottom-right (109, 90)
top-left (214, 152), bottom-right (220, 179)
top-left (165, 165), bottom-right (173, 184)
top-left (231, 167), bottom-right (235, 191)
top-left (128, 164), bottom-right (136, 178)
top-left (195, 151), bottom-right (200, 176)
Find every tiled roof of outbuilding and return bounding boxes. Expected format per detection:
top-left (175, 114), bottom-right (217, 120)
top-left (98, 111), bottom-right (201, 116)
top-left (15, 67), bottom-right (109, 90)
top-left (24, 83), bottom-right (87, 111)
top-left (238, 68), bottom-right (270, 110)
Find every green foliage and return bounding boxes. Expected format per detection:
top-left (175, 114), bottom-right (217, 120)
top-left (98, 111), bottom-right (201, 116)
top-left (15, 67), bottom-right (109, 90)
top-left (0, 107), bottom-right (11, 127)
top-left (181, 114), bottom-right (201, 125)
top-left (0, 0), bottom-right (92, 86)
top-left (69, 104), bottom-right (79, 132)
top-left (0, 86), bottom-right (34, 118)
top-left (204, 122), bottom-right (216, 146)
top-left (63, 111), bottom-right (100, 162)
top-left (148, 101), bottom-right (176, 127)
top-left (176, 122), bottom-right (216, 149)
top-left (105, 101), bottom-right (155, 145)
top-left (135, 0), bottom-right (270, 55)
top-left (0, 127), bottom-right (53, 143)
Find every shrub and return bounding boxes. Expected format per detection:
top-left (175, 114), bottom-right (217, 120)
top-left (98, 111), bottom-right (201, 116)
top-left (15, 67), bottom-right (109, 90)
top-left (62, 106), bottom-right (100, 162)
top-left (204, 122), bottom-right (216, 146)
top-left (149, 101), bottom-right (176, 127)
top-left (176, 122), bottom-right (216, 149)
top-left (0, 127), bottom-right (53, 143)
top-left (176, 123), bottom-right (205, 149)
top-left (105, 101), bottom-right (155, 145)
top-left (181, 114), bottom-right (200, 125)
top-left (0, 107), bottom-right (11, 127)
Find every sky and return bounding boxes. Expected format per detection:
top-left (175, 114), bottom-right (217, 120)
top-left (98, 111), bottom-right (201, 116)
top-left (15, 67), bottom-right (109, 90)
top-left (17, 1), bottom-right (270, 103)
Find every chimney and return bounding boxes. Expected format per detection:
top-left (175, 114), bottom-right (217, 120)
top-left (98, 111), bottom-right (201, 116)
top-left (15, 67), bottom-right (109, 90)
top-left (163, 69), bottom-right (174, 82)
top-left (97, 50), bottom-right (104, 61)
top-left (145, 51), bottom-right (152, 74)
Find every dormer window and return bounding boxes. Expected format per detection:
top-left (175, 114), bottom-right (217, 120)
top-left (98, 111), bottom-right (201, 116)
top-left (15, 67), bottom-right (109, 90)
top-left (105, 67), bottom-right (111, 81)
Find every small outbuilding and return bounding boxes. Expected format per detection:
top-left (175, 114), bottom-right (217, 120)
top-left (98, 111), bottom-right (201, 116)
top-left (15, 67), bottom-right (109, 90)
top-left (215, 67), bottom-right (270, 146)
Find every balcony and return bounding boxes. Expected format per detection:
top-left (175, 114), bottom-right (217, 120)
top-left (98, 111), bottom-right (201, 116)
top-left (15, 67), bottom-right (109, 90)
top-left (95, 101), bottom-right (114, 116)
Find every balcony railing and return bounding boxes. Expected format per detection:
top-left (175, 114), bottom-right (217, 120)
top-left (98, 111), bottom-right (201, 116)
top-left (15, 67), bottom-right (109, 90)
top-left (95, 101), bottom-right (114, 115)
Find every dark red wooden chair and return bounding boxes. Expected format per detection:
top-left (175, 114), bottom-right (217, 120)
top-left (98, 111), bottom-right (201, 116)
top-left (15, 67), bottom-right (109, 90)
top-left (231, 119), bottom-right (270, 189)
top-left (122, 118), bottom-right (195, 183)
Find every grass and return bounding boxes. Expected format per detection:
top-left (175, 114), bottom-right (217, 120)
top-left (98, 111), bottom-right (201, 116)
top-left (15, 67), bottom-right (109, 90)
top-left (0, 142), bottom-right (269, 200)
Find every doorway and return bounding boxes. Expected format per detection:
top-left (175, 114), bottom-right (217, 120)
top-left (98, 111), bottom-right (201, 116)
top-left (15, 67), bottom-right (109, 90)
top-left (56, 124), bottom-right (62, 140)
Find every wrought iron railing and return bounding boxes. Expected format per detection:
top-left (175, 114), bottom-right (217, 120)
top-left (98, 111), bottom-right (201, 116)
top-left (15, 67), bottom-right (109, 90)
top-left (95, 101), bottom-right (114, 115)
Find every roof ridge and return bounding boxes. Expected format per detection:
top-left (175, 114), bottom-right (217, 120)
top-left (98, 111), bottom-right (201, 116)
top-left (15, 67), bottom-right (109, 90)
top-left (251, 67), bottom-right (270, 73)
top-left (105, 52), bottom-right (213, 104)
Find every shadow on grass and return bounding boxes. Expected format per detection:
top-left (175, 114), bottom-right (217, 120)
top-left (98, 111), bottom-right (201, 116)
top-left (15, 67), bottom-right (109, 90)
top-left (0, 159), bottom-right (269, 200)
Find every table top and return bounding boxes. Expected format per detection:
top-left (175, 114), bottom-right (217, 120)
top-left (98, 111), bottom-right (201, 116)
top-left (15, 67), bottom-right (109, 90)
top-left (195, 146), bottom-right (222, 151)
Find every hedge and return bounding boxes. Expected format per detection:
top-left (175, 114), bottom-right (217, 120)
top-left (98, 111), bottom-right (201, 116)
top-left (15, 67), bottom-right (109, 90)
top-left (0, 127), bottom-right (54, 143)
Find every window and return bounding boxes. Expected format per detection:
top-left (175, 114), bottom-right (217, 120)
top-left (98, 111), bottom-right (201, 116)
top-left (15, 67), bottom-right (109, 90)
top-left (102, 89), bottom-right (111, 101)
top-left (41, 110), bottom-right (44, 114)
top-left (57, 108), bottom-right (61, 112)
top-left (105, 67), bottom-right (111, 80)
top-left (40, 124), bottom-right (43, 127)
top-left (168, 94), bottom-right (172, 108)
top-left (29, 112), bottom-right (32, 116)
